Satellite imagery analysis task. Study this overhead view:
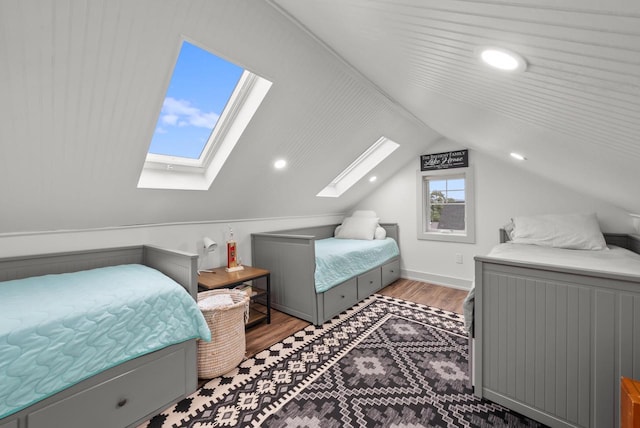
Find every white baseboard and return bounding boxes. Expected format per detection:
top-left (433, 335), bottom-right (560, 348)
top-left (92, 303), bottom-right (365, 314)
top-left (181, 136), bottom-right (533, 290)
top-left (400, 269), bottom-right (472, 290)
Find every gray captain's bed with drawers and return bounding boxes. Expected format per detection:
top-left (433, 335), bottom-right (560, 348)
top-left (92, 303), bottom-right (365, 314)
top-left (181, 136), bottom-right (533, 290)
top-left (0, 245), bottom-right (209, 428)
top-left (251, 222), bottom-right (400, 326)
top-left (471, 213), bottom-right (640, 428)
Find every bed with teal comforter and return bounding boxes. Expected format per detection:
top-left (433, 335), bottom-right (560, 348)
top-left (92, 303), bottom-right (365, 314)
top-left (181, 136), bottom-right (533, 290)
top-left (252, 223), bottom-right (401, 326)
top-left (314, 237), bottom-right (400, 293)
top-left (0, 264), bottom-right (210, 420)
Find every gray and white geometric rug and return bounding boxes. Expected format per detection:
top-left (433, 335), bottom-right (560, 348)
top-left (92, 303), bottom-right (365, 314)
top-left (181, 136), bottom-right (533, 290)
top-left (141, 294), bottom-right (545, 427)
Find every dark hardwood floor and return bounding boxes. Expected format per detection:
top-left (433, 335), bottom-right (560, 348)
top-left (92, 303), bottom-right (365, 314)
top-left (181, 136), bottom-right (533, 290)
top-left (243, 278), bottom-right (468, 359)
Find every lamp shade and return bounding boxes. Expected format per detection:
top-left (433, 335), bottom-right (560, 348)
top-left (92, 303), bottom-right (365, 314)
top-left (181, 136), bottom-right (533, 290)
top-left (203, 237), bottom-right (217, 253)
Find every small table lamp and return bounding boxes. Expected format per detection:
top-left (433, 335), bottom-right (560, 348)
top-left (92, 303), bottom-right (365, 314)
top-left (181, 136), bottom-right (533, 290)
top-left (198, 237), bottom-right (218, 274)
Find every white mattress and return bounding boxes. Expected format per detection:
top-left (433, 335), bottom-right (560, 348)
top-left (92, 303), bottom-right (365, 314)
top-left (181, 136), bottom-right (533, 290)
top-left (486, 243), bottom-right (640, 277)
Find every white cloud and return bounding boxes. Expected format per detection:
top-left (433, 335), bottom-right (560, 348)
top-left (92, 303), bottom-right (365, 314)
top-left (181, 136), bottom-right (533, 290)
top-left (161, 114), bottom-right (178, 126)
top-left (190, 111), bottom-right (219, 128)
top-left (161, 97), bottom-right (219, 129)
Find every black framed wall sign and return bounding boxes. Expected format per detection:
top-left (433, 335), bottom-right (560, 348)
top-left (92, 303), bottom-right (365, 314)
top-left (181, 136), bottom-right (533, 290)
top-left (420, 149), bottom-right (468, 171)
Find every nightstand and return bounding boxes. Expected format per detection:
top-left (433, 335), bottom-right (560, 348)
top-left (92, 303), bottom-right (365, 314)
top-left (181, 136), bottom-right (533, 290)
top-left (197, 266), bottom-right (271, 328)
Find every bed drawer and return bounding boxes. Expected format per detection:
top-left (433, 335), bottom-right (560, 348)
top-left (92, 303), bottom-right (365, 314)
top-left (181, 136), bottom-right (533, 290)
top-left (357, 268), bottom-right (382, 299)
top-left (0, 419), bottom-right (17, 428)
top-left (27, 348), bottom-right (187, 428)
top-left (381, 259), bottom-right (400, 287)
top-left (323, 278), bottom-right (357, 320)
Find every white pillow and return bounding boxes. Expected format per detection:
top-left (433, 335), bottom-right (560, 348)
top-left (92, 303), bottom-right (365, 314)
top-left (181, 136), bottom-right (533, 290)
top-left (503, 219), bottom-right (515, 240)
top-left (511, 213), bottom-right (607, 250)
top-left (335, 216), bottom-right (378, 240)
top-left (374, 226), bottom-right (387, 240)
top-left (351, 210), bottom-right (378, 218)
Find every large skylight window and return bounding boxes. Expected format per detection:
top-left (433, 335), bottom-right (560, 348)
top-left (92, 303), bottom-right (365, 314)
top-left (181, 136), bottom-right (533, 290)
top-left (138, 40), bottom-right (272, 190)
top-left (148, 42), bottom-right (243, 160)
top-left (317, 136), bottom-right (399, 197)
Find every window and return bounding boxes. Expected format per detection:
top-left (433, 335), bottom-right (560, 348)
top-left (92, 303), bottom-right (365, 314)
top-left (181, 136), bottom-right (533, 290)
top-left (138, 39), bottom-right (272, 190)
top-left (417, 167), bottom-right (475, 243)
top-left (147, 42), bottom-right (244, 161)
top-left (317, 136), bottom-right (399, 197)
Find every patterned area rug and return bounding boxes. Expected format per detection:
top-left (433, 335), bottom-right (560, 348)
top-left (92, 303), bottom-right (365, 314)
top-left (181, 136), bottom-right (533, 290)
top-left (141, 295), bottom-right (545, 427)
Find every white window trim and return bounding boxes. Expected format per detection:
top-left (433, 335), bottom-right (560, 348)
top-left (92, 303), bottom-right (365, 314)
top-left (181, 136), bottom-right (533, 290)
top-left (317, 136), bottom-right (399, 198)
top-left (416, 166), bottom-right (475, 243)
top-left (138, 70), bottom-right (272, 190)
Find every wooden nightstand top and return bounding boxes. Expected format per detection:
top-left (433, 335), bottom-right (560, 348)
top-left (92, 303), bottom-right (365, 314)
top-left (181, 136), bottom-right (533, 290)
top-left (197, 266), bottom-right (270, 290)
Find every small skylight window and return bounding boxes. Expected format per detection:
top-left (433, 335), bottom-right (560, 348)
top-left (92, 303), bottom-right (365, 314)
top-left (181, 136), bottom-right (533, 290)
top-left (138, 39), bottom-right (272, 190)
top-left (317, 136), bottom-right (399, 198)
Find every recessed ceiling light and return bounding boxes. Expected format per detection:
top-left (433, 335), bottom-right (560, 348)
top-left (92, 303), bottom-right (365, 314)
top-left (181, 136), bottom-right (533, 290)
top-left (274, 159), bottom-right (287, 169)
top-left (477, 47), bottom-right (527, 73)
top-left (369, 176), bottom-right (377, 183)
top-left (510, 152), bottom-right (527, 161)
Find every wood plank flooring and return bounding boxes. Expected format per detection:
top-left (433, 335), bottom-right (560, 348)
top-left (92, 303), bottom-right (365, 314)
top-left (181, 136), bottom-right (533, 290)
top-left (243, 278), bottom-right (468, 359)
top-left (378, 279), bottom-right (468, 314)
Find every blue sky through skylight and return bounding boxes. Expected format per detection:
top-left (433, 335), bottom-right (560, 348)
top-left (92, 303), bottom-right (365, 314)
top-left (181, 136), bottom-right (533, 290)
top-left (148, 41), bottom-right (244, 159)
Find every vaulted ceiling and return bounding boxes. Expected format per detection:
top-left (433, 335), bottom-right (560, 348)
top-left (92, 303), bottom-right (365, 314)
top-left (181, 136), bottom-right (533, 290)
top-left (0, 0), bottom-right (438, 233)
top-left (0, 0), bottom-right (638, 234)
top-left (271, 0), bottom-right (640, 214)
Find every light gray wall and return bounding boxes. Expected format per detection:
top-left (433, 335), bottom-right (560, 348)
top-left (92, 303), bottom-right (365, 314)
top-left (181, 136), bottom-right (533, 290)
top-left (0, 215), bottom-right (343, 264)
top-left (354, 139), bottom-right (634, 289)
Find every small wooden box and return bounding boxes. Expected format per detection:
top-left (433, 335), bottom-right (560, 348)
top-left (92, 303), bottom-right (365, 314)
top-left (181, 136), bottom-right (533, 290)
top-left (621, 377), bottom-right (640, 428)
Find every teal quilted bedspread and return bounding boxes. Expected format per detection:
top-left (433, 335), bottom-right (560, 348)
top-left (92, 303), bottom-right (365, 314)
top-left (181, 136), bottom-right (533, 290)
top-left (0, 264), bottom-right (210, 419)
top-left (314, 237), bottom-right (400, 293)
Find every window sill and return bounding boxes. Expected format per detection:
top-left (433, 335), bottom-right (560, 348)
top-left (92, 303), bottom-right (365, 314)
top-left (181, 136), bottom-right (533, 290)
top-left (417, 231), bottom-right (475, 243)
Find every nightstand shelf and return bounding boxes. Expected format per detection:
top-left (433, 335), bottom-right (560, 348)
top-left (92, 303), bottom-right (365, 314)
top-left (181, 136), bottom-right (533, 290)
top-left (197, 266), bottom-right (271, 328)
top-left (247, 303), bottom-right (268, 328)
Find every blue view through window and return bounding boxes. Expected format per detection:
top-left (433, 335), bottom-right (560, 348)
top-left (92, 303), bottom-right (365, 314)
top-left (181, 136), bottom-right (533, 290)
top-left (148, 41), bottom-right (245, 159)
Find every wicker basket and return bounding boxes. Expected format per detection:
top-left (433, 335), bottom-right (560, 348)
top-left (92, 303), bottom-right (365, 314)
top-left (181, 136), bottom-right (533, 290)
top-left (197, 289), bottom-right (250, 378)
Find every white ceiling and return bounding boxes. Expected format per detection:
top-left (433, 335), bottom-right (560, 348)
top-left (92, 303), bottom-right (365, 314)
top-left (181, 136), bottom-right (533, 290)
top-left (271, 0), bottom-right (640, 213)
top-left (0, 0), bottom-right (638, 234)
top-left (0, 0), bottom-right (439, 233)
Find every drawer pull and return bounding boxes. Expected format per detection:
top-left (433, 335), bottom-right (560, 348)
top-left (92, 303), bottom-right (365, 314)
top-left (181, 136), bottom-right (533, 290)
top-left (341, 295), bottom-right (345, 299)
top-left (117, 398), bottom-right (128, 408)
top-left (390, 270), bottom-right (394, 273)
top-left (369, 280), bottom-right (373, 284)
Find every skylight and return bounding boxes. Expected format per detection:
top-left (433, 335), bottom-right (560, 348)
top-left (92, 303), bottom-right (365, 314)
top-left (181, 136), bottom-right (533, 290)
top-left (138, 39), bottom-right (272, 190)
top-left (317, 136), bottom-right (399, 198)
top-left (148, 42), bottom-right (243, 160)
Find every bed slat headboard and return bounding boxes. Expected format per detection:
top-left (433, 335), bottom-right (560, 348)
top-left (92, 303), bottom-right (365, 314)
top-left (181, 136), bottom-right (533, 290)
top-left (499, 229), bottom-right (511, 243)
top-left (0, 246), bottom-right (145, 282)
top-left (380, 223), bottom-right (399, 244)
top-left (261, 223), bottom-right (400, 244)
top-left (0, 245), bottom-right (199, 298)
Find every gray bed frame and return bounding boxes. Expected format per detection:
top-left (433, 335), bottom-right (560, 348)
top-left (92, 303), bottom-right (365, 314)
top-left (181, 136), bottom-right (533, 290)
top-left (0, 245), bottom-right (199, 428)
top-left (251, 223), bottom-right (400, 326)
top-left (474, 231), bottom-right (640, 428)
